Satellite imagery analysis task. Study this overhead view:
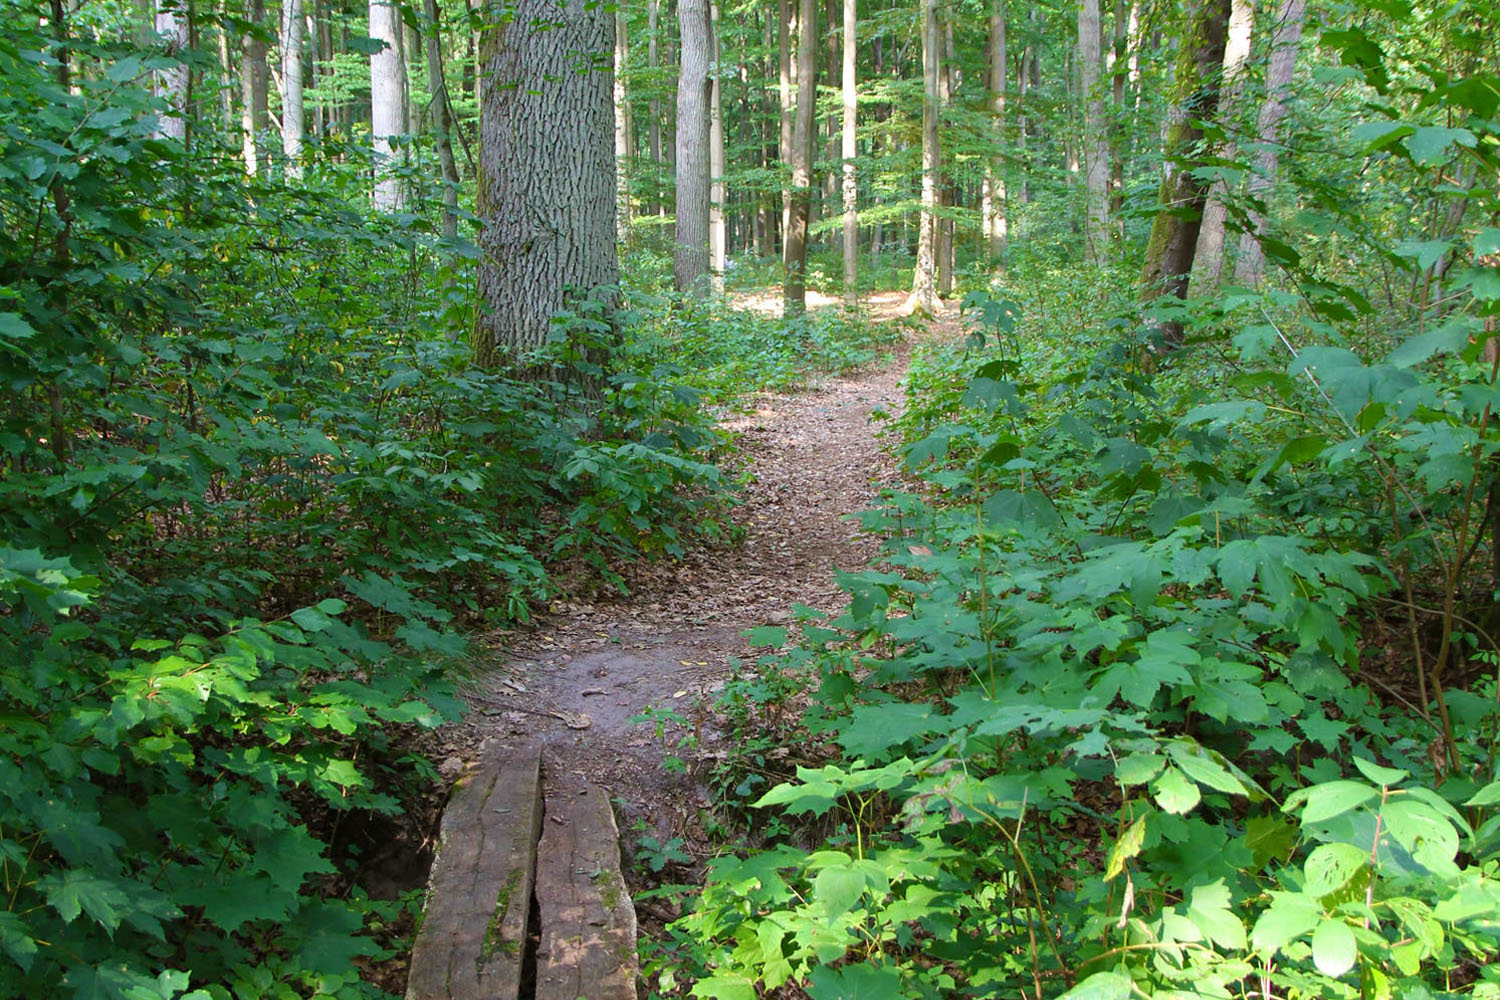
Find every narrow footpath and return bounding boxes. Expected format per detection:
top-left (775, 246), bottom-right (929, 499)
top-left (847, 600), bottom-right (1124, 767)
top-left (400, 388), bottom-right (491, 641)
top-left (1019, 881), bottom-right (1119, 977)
top-left (447, 291), bottom-right (932, 848)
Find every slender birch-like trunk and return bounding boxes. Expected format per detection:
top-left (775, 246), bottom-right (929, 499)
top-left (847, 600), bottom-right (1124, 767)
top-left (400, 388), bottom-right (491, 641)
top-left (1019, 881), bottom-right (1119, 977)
top-left (1234, 0), bottom-right (1306, 285)
top-left (280, 0), bottom-right (304, 178)
top-left (783, 0), bottom-right (816, 316)
top-left (841, 0), bottom-right (858, 307)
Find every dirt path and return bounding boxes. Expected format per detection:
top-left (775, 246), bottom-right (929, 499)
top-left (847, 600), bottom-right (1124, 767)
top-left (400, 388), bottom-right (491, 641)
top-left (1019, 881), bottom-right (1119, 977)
top-left (436, 290), bottom-right (943, 866)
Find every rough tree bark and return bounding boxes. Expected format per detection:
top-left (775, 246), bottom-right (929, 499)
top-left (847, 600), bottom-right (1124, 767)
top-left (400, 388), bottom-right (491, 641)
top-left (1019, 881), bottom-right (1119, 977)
top-left (906, 0), bottom-right (939, 316)
top-left (473, 0), bottom-right (618, 360)
top-left (1189, 0), bottom-right (1253, 287)
top-left (675, 0), bottom-right (712, 294)
top-left (281, 0), bottom-right (305, 178)
top-left (424, 0), bottom-right (461, 238)
top-left (369, 0), bottom-right (406, 209)
top-left (841, 0), bottom-right (857, 307)
top-left (1234, 0), bottom-right (1307, 285)
top-left (982, 0), bottom-right (1007, 260)
top-left (1138, 0), bottom-right (1232, 337)
top-left (153, 0), bottom-right (190, 143)
top-left (1079, 0), bottom-right (1109, 263)
top-left (782, 0), bottom-right (815, 317)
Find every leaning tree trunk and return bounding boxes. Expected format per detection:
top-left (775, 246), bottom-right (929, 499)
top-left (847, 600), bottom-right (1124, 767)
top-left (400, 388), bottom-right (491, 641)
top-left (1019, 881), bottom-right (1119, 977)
top-left (1234, 0), bottom-right (1306, 286)
top-left (907, 0), bottom-right (939, 316)
top-left (1189, 0), bottom-right (1252, 287)
top-left (370, 0), bottom-right (406, 209)
top-left (1079, 0), bottom-right (1110, 264)
top-left (840, 0), bottom-right (858, 307)
top-left (675, 0), bottom-right (712, 294)
top-left (473, 0), bottom-right (618, 360)
top-left (1138, 0), bottom-right (1232, 339)
top-left (281, 0), bottom-right (305, 178)
top-left (424, 0), bottom-right (461, 238)
top-left (153, 0), bottom-right (190, 142)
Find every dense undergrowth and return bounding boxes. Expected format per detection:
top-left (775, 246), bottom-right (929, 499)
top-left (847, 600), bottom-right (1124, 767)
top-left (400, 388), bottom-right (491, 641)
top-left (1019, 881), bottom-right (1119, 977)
top-left (0, 20), bottom-right (891, 999)
top-left (652, 26), bottom-right (1500, 1000)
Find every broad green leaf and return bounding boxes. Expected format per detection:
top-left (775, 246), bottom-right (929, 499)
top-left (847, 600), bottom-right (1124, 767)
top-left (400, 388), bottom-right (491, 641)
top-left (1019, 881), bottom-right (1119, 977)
top-left (1352, 756), bottom-right (1408, 787)
top-left (1058, 970), bottom-right (1133, 1000)
top-left (41, 870), bottom-right (129, 932)
top-left (838, 704), bottom-right (935, 759)
top-left (806, 963), bottom-right (906, 1000)
top-left (1167, 741), bottom-right (1247, 796)
top-left (1245, 813), bottom-right (1297, 868)
top-left (1303, 842), bottom-right (1369, 898)
top-left (1253, 892), bottom-right (1321, 954)
top-left (1312, 918), bottom-right (1357, 977)
top-left (1114, 752), bottom-right (1165, 786)
top-left (1394, 238), bottom-right (1454, 271)
top-left (691, 972), bottom-right (758, 1000)
top-left (1465, 780), bottom-right (1500, 807)
top-left (0, 911), bottom-right (37, 971)
top-left (1288, 780), bottom-right (1377, 823)
top-left (1187, 880), bottom-right (1247, 950)
top-left (1404, 125), bottom-right (1476, 165)
top-left (1153, 766), bottom-right (1201, 814)
top-left (813, 864), bottom-right (868, 917)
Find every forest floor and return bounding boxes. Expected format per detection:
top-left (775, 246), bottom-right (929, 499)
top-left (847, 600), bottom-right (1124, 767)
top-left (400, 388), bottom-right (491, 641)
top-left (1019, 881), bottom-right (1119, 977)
top-left (392, 291), bottom-right (959, 909)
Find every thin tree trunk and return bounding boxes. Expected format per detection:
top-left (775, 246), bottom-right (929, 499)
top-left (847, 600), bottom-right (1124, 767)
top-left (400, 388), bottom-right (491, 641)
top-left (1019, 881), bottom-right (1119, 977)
top-left (425, 0), bottom-right (460, 238)
top-left (647, 0), bottom-right (663, 215)
top-left (1190, 0), bottom-right (1252, 286)
top-left (936, 18), bottom-right (955, 297)
top-left (841, 0), bottom-right (858, 307)
top-left (778, 0), bottom-right (794, 256)
top-left (281, 0), bottom-right (305, 177)
top-left (241, 0), bottom-right (268, 174)
top-left (1234, 0), bottom-right (1306, 285)
top-left (783, 0), bottom-right (816, 316)
top-left (615, 8), bottom-right (633, 241)
top-left (983, 0), bottom-right (1007, 260)
top-left (1109, 0), bottom-right (1129, 220)
top-left (474, 0), bottom-right (618, 359)
top-left (1079, 0), bottom-right (1109, 264)
top-left (710, 0), bottom-right (726, 282)
top-left (370, 0), bottom-right (405, 209)
top-left (907, 0), bottom-right (939, 315)
top-left (675, 0), bottom-right (712, 293)
top-left (154, 0), bottom-right (190, 142)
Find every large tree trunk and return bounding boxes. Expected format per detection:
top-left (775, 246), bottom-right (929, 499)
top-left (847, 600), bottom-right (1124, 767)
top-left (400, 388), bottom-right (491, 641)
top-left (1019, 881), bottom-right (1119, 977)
top-left (1138, 0), bottom-right (1232, 337)
top-left (1234, 0), bottom-right (1306, 286)
top-left (710, 0), bottom-right (727, 282)
top-left (370, 0), bottom-right (406, 209)
top-left (473, 0), bottom-right (618, 359)
top-left (153, 0), bottom-right (190, 142)
top-left (782, 0), bottom-right (816, 317)
top-left (614, 8), bottom-right (633, 241)
top-left (906, 0), bottom-right (939, 316)
top-left (840, 0), bottom-right (857, 307)
top-left (675, 0), bottom-right (712, 294)
top-left (1078, 0), bottom-right (1109, 263)
top-left (424, 0), bottom-right (461, 238)
top-left (281, 0), bottom-right (305, 178)
top-left (982, 0), bottom-right (1007, 261)
top-left (241, 0), bottom-right (268, 174)
top-left (1189, 0), bottom-right (1253, 287)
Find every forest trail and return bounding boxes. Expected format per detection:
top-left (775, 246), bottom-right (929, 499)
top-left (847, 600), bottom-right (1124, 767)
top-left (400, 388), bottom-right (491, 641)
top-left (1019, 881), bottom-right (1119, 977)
top-left (436, 290), bottom-right (953, 865)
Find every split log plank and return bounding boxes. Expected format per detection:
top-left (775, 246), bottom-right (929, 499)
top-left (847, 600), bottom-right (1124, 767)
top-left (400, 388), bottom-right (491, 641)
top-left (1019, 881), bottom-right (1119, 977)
top-left (534, 784), bottom-right (638, 1000)
top-left (406, 738), bottom-right (543, 1000)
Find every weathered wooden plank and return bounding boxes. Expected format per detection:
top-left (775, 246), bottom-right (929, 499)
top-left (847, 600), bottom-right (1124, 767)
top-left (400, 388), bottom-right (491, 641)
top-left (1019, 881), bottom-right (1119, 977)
top-left (406, 738), bottom-right (543, 1000)
top-left (534, 784), bottom-right (638, 1000)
